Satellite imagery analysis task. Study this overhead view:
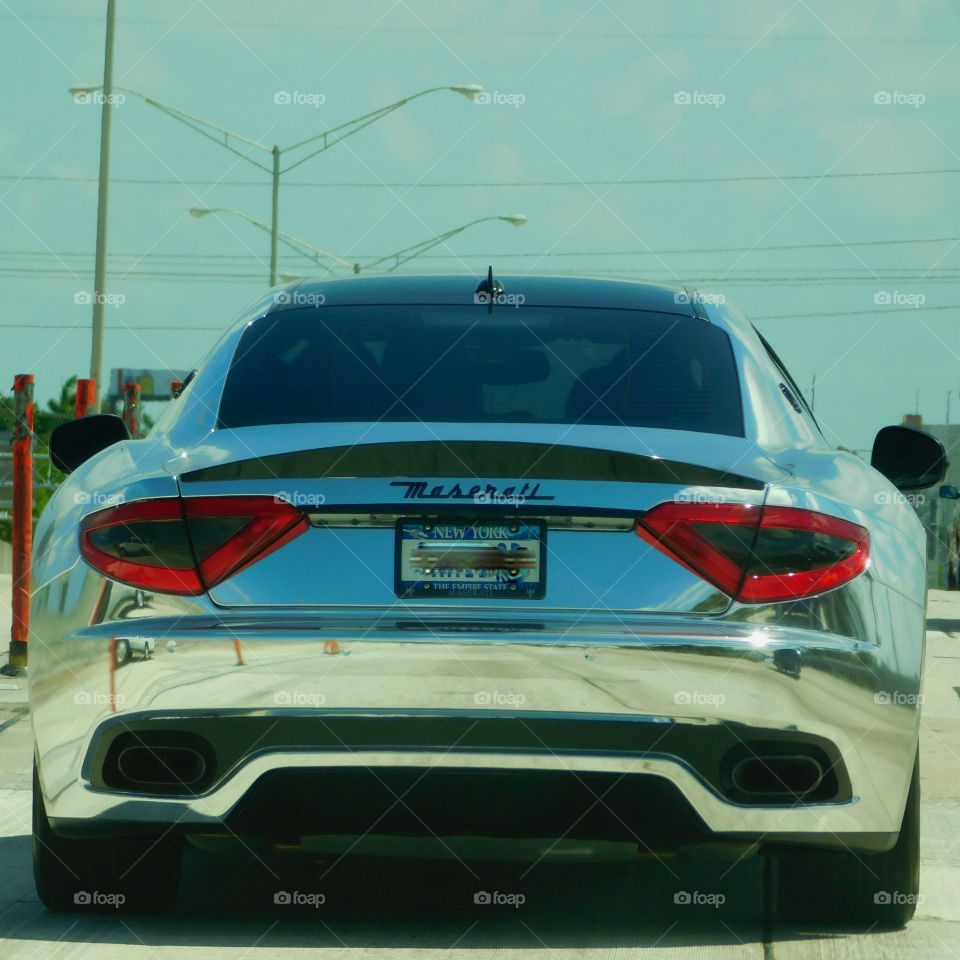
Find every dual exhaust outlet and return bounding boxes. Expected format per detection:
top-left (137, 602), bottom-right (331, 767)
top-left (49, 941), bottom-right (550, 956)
top-left (727, 752), bottom-right (826, 802)
top-left (105, 733), bottom-right (215, 795)
top-left (105, 735), bottom-right (832, 805)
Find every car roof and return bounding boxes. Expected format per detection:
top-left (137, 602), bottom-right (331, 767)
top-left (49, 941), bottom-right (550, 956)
top-left (273, 273), bottom-right (697, 315)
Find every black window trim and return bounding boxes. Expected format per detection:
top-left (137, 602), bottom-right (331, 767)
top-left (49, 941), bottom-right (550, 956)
top-left (753, 326), bottom-right (823, 436)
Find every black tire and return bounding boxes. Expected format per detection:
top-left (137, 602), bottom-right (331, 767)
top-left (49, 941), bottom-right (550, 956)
top-left (33, 762), bottom-right (182, 913)
top-left (773, 752), bottom-right (920, 929)
top-left (115, 639), bottom-right (131, 667)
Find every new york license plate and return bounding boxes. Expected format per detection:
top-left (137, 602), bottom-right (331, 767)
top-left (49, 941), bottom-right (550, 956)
top-left (396, 520), bottom-right (546, 599)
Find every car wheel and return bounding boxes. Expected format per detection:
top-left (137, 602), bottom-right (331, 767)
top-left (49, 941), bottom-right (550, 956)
top-left (773, 751), bottom-right (919, 929)
top-left (32, 762), bottom-right (182, 913)
top-left (115, 639), bottom-right (131, 667)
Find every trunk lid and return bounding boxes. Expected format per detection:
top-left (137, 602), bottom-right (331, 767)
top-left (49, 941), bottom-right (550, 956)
top-left (176, 423), bottom-right (786, 615)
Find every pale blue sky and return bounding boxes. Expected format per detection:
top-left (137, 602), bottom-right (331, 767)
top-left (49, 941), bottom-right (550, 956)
top-left (1, 0), bottom-right (958, 450)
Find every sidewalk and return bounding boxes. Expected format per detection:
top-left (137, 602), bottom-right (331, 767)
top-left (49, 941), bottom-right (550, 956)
top-left (0, 572), bottom-right (10, 647)
top-left (926, 587), bottom-right (960, 629)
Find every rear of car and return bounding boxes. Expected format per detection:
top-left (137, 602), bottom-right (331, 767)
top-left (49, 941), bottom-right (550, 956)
top-left (30, 276), bottom-right (929, 925)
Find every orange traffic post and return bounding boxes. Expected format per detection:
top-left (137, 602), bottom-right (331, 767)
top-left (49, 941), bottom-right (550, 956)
top-left (4, 374), bottom-right (34, 674)
top-left (75, 378), bottom-right (96, 418)
top-left (122, 381), bottom-right (141, 438)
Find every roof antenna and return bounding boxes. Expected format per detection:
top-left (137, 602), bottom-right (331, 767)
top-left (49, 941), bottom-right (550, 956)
top-left (474, 265), bottom-right (504, 313)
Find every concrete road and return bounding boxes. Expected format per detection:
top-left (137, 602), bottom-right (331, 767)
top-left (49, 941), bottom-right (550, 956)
top-left (0, 592), bottom-right (958, 957)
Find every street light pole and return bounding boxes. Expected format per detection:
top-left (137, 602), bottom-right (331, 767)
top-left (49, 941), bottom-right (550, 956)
top-left (90, 0), bottom-right (117, 412)
top-left (189, 207), bottom-right (353, 272)
top-left (270, 145), bottom-right (280, 286)
top-left (357, 215), bottom-right (527, 273)
top-left (191, 208), bottom-right (528, 277)
top-left (71, 83), bottom-right (483, 289)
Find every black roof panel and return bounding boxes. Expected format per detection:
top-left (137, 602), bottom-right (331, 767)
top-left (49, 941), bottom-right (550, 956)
top-left (272, 274), bottom-right (693, 315)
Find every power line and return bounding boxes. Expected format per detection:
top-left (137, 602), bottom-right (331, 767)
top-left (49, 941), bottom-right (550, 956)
top-left (1, 235), bottom-right (957, 266)
top-left (0, 14), bottom-right (952, 43)
top-left (0, 305), bottom-right (955, 331)
top-left (3, 266), bottom-right (958, 285)
top-left (3, 169), bottom-right (960, 189)
top-left (756, 306), bottom-right (957, 320)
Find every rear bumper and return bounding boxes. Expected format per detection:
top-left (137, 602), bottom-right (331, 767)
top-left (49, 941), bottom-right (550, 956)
top-left (32, 613), bottom-right (921, 847)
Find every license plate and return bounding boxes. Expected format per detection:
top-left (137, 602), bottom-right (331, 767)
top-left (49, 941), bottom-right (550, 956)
top-left (396, 519), bottom-right (546, 599)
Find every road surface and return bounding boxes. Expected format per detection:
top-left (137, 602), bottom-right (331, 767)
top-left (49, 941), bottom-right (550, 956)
top-left (0, 590), bottom-right (957, 958)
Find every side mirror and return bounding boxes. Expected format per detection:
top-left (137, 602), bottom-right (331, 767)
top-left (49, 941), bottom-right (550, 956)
top-left (871, 425), bottom-right (947, 491)
top-left (941, 485), bottom-right (960, 500)
top-left (49, 415), bottom-right (131, 474)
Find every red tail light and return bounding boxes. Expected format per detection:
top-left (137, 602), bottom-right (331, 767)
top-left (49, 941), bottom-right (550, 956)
top-left (79, 497), bottom-right (307, 595)
top-left (636, 502), bottom-right (869, 603)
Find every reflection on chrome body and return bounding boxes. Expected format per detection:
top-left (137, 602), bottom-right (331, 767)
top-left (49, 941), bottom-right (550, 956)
top-left (30, 276), bottom-right (929, 861)
top-left (33, 593), bottom-right (921, 846)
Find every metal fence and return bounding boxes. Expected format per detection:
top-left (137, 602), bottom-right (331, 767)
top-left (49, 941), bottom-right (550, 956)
top-left (0, 449), bottom-right (59, 513)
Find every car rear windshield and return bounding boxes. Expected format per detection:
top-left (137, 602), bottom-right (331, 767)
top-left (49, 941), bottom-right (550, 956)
top-left (217, 305), bottom-right (744, 436)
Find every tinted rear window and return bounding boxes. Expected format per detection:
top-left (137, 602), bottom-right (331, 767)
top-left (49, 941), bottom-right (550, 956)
top-left (217, 305), bottom-right (743, 436)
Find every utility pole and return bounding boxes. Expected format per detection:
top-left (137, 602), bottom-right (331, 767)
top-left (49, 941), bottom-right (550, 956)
top-left (3, 375), bottom-right (34, 675)
top-left (89, 0), bottom-right (117, 412)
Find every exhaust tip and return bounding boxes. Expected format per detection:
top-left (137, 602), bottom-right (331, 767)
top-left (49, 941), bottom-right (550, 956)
top-left (721, 741), bottom-right (837, 804)
top-left (118, 745), bottom-right (208, 788)
top-left (730, 755), bottom-right (823, 798)
top-left (102, 731), bottom-right (215, 795)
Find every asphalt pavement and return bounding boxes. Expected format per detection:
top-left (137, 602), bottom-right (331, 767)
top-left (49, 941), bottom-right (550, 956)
top-left (0, 588), bottom-right (957, 958)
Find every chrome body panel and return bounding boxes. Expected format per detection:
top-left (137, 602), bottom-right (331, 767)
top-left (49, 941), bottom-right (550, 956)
top-left (30, 276), bottom-right (929, 851)
top-left (33, 610), bottom-right (920, 838)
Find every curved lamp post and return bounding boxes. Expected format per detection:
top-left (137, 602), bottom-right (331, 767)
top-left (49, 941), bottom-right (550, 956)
top-left (70, 81), bottom-right (483, 402)
top-left (189, 207), bottom-right (527, 276)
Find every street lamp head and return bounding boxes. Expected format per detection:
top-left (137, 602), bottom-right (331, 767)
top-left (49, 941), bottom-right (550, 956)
top-left (69, 84), bottom-right (102, 97)
top-left (449, 83), bottom-right (484, 101)
top-left (189, 207), bottom-right (216, 218)
top-left (500, 214), bottom-right (528, 227)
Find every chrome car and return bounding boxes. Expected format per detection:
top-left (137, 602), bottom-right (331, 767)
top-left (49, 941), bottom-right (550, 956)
top-left (32, 273), bottom-right (945, 924)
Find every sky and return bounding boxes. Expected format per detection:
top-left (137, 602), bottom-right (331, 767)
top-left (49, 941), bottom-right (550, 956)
top-left (1, 0), bottom-right (958, 452)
